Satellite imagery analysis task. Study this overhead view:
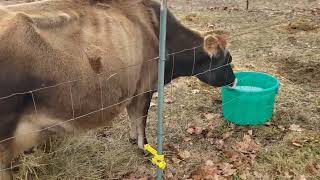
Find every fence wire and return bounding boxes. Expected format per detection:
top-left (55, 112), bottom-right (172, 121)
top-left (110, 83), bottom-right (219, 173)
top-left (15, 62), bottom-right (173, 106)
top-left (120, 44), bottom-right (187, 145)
top-left (0, 3), bottom-right (292, 175)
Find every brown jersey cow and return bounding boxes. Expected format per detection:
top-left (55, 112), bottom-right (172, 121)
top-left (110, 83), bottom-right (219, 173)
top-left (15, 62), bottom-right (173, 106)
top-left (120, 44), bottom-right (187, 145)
top-left (0, 0), bottom-right (236, 179)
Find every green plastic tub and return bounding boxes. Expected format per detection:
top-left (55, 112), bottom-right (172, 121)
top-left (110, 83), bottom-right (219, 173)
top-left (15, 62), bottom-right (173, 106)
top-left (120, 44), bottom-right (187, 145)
top-left (221, 71), bottom-right (279, 125)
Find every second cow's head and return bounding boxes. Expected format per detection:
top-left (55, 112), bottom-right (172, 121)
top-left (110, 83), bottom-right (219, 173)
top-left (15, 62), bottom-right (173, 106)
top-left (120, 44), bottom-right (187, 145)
top-left (194, 33), bottom-right (236, 87)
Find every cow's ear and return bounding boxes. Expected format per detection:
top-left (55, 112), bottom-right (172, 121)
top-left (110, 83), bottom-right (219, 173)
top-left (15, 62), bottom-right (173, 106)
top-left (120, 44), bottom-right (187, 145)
top-left (203, 34), bottom-right (227, 58)
top-left (203, 35), bottom-right (219, 58)
top-left (216, 34), bottom-right (227, 48)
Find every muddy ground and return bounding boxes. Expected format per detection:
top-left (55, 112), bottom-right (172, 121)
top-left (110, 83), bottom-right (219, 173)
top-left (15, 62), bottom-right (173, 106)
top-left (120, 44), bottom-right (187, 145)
top-left (1, 0), bottom-right (320, 179)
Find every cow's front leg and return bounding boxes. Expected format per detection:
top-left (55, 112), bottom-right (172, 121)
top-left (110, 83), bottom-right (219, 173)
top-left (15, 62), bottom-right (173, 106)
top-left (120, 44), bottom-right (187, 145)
top-left (129, 119), bottom-right (138, 144)
top-left (0, 144), bottom-right (13, 180)
top-left (0, 163), bottom-right (12, 180)
top-left (126, 93), bottom-right (152, 150)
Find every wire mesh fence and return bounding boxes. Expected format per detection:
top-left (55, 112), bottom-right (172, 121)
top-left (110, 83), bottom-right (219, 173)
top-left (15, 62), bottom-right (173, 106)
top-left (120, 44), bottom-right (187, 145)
top-left (0, 0), bottom-right (319, 179)
top-left (0, 24), bottom-right (286, 174)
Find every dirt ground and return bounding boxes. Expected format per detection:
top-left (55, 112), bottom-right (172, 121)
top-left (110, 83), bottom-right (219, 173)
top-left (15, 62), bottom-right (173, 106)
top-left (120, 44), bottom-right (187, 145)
top-left (1, 0), bottom-right (320, 179)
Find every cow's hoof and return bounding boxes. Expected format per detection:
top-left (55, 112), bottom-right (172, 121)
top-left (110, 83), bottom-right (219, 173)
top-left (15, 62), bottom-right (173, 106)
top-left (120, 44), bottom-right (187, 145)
top-left (23, 147), bottom-right (35, 155)
top-left (129, 138), bottom-right (137, 145)
top-left (138, 148), bottom-right (151, 157)
top-left (0, 170), bottom-right (13, 180)
top-left (144, 151), bottom-right (152, 157)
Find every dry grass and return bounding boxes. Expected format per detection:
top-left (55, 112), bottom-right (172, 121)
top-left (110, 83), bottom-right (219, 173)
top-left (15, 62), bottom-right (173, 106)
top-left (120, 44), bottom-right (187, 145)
top-left (14, 119), bottom-right (149, 179)
top-left (1, 0), bottom-right (319, 179)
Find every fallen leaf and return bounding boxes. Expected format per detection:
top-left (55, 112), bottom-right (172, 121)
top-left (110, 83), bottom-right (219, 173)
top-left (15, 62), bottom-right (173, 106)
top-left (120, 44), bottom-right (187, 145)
top-left (187, 127), bottom-right (195, 134)
top-left (305, 162), bottom-right (318, 174)
top-left (123, 173), bottom-right (138, 180)
top-left (208, 122), bottom-right (217, 130)
top-left (186, 125), bottom-right (203, 135)
top-left (235, 135), bottom-right (260, 153)
top-left (163, 143), bottom-right (170, 151)
top-left (278, 125), bottom-right (286, 131)
top-left (204, 174), bottom-right (224, 180)
top-left (171, 156), bottom-right (181, 164)
top-left (214, 139), bottom-right (225, 149)
top-left (299, 175), bottom-right (307, 180)
top-left (164, 98), bottom-right (175, 104)
top-left (178, 150), bottom-right (191, 160)
top-left (206, 131), bottom-right (214, 138)
top-left (253, 171), bottom-right (263, 178)
top-left (289, 124), bottom-right (303, 132)
top-left (183, 137), bottom-right (192, 142)
top-left (191, 165), bottom-right (221, 180)
top-left (208, 138), bottom-right (215, 145)
top-left (292, 140), bottom-right (303, 147)
top-left (205, 160), bottom-right (215, 166)
top-left (284, 171), bottom-right (292, 179)
top-left (138, 177), bottom-right (148, 180)
top-left (204, 113), bottom-right (215, 120)
top-left (222, 131), bottom-right (233, 139)
top-left (219, 163), bottom-right (237, 177)
top-left (223, 150), bottom-right (240, 162)
top-left (191, 161), bottom-right (238, 179)
top-left (239, 170), bottom-right (250, 180)
top-left (172, 144), bottom-right (180, 151)
top-left (195, 127), bottom-right (203, 135)
top-left (166, 171), bottom-right (174, 179)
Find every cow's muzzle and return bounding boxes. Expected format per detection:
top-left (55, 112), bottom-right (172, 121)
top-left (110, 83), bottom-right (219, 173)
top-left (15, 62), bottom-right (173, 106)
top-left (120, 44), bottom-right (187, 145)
top-left (227, 78), bottom-right (237, 89)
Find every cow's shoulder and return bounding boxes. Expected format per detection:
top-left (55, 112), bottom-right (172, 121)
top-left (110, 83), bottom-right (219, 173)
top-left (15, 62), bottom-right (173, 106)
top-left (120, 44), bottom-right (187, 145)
top-left (0, 12), bottom-right (35, 39)
top-left (0, 12), bottom-right (49, 65)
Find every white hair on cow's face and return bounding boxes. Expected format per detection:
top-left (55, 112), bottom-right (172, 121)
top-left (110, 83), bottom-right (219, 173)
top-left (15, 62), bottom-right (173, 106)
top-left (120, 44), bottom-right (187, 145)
top-left (12, 119), bottom-right (39, 156)
top-left (12, 112), bottom-right (74, 156)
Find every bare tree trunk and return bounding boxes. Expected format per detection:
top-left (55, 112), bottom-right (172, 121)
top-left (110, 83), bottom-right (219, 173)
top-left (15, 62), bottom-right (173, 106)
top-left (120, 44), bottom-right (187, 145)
top-left (246, 0), bottom-right (249, 10)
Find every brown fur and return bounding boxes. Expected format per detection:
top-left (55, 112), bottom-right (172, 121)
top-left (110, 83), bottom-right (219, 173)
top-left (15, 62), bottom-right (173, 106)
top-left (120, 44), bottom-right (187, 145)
top-left (0, 0), bottom-right (158, 178)
top-left (203, 34), bottom-right (227, 57)
top-left (0, 1), bottom-right (230, 179)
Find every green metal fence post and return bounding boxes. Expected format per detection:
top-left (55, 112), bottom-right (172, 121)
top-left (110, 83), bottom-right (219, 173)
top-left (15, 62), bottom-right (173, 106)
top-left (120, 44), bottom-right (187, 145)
top-left (156, 0), bottom-right (167, 179)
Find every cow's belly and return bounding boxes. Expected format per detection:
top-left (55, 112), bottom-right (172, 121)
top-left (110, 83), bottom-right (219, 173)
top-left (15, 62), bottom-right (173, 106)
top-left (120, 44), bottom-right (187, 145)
top-left (32, 74), bottom-right (134, 128)
top-left (10, 110), bottom-right (109, 157)
top-left (37, 103), bottom-right (127, 132)
top-left (0, 75), bottom-right (131, 148)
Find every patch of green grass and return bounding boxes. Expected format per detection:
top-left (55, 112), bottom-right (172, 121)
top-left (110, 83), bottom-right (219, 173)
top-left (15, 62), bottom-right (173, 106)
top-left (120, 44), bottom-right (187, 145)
top-left (254, 132), bottom-right (320, 178)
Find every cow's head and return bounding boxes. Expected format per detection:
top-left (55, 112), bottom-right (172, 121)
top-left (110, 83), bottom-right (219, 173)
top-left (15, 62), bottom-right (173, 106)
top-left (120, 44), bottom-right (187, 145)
top-left (194, 34), bottom-right (236, 87)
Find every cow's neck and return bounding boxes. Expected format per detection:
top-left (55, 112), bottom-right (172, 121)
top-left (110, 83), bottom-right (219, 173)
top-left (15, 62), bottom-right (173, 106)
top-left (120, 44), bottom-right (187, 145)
top-left (166, 20), bottom-right (203, 53)
top-left (164, 22), bottom-right (205, 84)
